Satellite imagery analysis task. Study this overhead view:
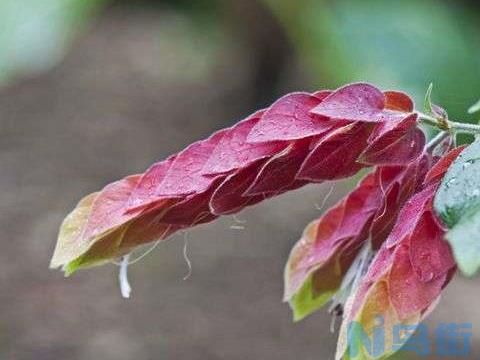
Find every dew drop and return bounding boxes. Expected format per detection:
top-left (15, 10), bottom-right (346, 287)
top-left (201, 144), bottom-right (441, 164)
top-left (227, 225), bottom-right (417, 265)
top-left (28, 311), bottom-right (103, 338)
top-left (423, 271), bottom-right (434, 282)
top-left (446, 178), bottom-right (457, 188)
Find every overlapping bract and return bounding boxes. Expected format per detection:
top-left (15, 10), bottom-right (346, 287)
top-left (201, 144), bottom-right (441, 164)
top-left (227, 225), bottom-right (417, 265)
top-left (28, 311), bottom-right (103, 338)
top-left (284, 153), bottom-right (430, 320)
top-left (332, 148), bottom-right (460, 360)
top-left (51, 83), bottom-right (424, 274)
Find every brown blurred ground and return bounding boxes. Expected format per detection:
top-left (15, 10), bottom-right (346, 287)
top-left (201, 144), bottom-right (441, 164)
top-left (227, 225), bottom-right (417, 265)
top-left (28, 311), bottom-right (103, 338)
top-left (0, 4), bottom-right (479, 360)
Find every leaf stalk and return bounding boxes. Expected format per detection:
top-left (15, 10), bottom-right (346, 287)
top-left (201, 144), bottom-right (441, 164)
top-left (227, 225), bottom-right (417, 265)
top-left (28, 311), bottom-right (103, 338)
top-left (417, 112), bottom-right (480, 135)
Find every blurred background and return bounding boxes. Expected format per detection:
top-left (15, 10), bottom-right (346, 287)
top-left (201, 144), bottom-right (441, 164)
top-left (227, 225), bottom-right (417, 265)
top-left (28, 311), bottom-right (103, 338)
top-left (1, 0), bottom-right (480, 359)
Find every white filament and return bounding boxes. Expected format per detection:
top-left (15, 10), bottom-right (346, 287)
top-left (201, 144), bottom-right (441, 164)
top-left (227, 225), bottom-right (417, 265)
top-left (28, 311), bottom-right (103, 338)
top-left (119, 254), bottom-right (132, 299)
top-left (314, 185), bottom-right (334, 211)
top-left (182, 233), bottom-right (192, 280)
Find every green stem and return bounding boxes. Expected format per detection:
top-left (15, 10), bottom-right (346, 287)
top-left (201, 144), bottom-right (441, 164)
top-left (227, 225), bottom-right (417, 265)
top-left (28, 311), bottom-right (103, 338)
top-left (417, 112), bottom-right (480, 135)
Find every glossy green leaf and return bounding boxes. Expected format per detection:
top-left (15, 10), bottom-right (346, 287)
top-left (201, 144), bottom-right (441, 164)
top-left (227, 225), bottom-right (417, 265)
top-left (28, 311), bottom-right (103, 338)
top-left (445, 208), bottom-right (480, 276)
top-left (434, 139), bottom-right (480, 276)
top-left (434, 139), bottom-right (480, 227)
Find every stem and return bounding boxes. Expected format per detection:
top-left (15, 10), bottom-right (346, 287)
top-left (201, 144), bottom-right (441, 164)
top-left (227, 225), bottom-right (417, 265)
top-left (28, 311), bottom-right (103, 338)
top-left (417, 112), bottom-right (480, 135)
top-left (426, 131), bottom-right (449, 151)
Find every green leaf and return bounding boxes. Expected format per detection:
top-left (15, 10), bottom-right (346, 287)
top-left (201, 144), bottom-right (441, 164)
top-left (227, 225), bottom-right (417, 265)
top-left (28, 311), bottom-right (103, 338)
top-left (288, 274), bottom-right (335, 321)
top-left (468, 99), bottom-right (480, 114)
top-left (445, 207), bottom-right (480, 276)
top-left (434, 139), bottom-right (480, 276)
top-left (434, 139), bottom-right (480, 227)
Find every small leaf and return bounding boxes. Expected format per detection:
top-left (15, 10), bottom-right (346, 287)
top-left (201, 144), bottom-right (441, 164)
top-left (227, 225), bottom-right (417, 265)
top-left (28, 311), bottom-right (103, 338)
top-left (424, 83), bottom-right (434, 115)
top-left (422, 83), bottom-right (449, 124)
top-left (434, 140), bottom-right (480, 276)
top-left (468, 99), bottom-right (480, 114)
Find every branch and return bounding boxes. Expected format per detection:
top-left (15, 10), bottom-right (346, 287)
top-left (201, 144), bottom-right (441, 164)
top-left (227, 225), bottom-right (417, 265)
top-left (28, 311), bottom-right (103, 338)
top-left (417, 112), bottom-right (480, 135)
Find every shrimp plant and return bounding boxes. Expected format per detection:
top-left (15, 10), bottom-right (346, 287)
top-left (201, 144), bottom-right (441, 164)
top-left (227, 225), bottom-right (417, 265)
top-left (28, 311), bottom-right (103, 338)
top-left (50, 83), bottom-right (480, 359)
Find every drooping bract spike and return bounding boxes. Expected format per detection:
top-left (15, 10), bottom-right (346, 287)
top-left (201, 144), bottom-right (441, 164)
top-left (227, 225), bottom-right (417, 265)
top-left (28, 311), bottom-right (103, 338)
top-left (50, 83), bottom-right (422, 276)
top-left (334, 148), bottom-right (463, 360)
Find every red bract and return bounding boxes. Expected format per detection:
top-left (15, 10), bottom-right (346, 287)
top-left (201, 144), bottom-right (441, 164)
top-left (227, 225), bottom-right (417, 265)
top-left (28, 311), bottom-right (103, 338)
top-left (284, 153), bottom-right (430, 320)
top-left (247, 93), bottom-right (335, 142)
top-left (312, 86), bottom-right (411, 123)
top-left (369, 153), bottom-right (430, 248)
top-left (50, 83), bottom-right (423, 275)
top-left (424, 145), bottom-right (466, 185)
top-left (297, 123), bottom-right (373, 180)
top-left (335, 147), bottom-right (461, 360)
